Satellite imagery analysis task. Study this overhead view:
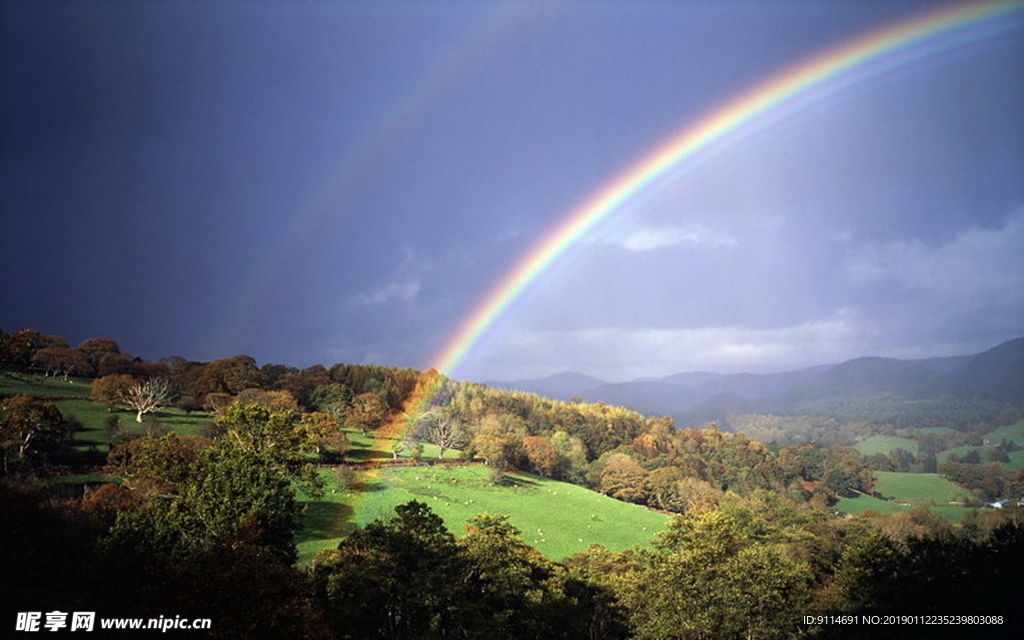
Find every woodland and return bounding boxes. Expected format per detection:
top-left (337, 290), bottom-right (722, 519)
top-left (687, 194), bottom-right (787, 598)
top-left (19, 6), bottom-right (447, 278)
top-left (2, 327), bottom-right (1022, 639)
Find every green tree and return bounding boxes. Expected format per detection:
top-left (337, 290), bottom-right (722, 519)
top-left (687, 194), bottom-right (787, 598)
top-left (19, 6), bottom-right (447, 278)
top-left (103, 442), bottom-right (303, 565)
top-left (622, 509), bottom-right (811, 639)
top-left (459, 513), bottom-right (581, 639)
top-left (214, 401), bottom-right (321, 493)
top-left (312, 501), bottom-right (467, 639)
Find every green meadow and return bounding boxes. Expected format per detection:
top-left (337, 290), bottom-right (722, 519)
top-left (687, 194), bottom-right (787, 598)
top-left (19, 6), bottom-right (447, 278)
top-left (833, 493), bottom-right (973, 524)
top-left (295, 464), bottom-right (670, 565)
top-left (855, 435), bottom-right (919, 456)
top-left (2, 373), bottom-right (212, 456)
top-left (0, 373), bottom-right (91, 398)
top-left (933, 422), bottom-right (1024, 469)
top-left (984, 422), bottom-right (1024, 446)
top-left (835, 471), bottom-right (976, 523)
top-left (874, 471), bottom-right (973, 504)
top-left (834, 493), bottom-right (910, 516)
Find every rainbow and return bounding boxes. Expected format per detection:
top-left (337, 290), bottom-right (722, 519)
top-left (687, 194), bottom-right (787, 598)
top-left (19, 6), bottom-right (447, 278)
top-left (346, 2), bottom-right (1022, 534)
top-left (429, 0), bottom-right (1023, 381)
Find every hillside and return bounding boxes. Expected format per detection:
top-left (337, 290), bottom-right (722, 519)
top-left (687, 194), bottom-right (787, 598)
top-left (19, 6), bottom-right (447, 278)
top-left (296, 465), bottom-right (669, 564)
top-left (487, 337), bottom-right (1024, 423)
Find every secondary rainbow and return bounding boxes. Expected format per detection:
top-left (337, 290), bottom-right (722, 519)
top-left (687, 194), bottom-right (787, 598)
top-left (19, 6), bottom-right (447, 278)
top-left (430, 0), bottom-right (1023, 379)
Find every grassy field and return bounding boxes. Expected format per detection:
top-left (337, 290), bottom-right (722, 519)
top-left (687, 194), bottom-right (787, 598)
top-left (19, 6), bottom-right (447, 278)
top-left (874, 471), bottom-right (974, 504)
top-left (2, 372), bottom-right (213, 454)
top-left (834, 493), bottom-right (910, 515)
top-left (835, 472), bottom-right (977, 523)
top-left (833, 493), bottom-right (974, 523)
top-left (295, 464), bottom-right (670, 564)
top-left (895, 426), bottom-right (958, 437)
top-left (901, 423), bottom-right (1024, 471)
top-left (855, 435), bottom-right (919, 456)
top-left (0, 373), bottom-right (91, 398)
top-left (983, 422), bottom-right (1024, 446)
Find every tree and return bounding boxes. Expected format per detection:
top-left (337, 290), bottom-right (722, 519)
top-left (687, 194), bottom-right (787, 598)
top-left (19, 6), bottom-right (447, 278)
top-left (0, 395), bottom-right (70, 475)
top-left (523, 435), bottom-right (560, 477)
top-left (623, 510), bottom-right (811, 639)
top-left (236, 388), bottom-right (300, 413)
top-left (308, 382), bottom-right (353, 419)
top-left (345, 393), bottom-right (389, 436)
top-left (415, 409), bottom-right (467, 460)
top-left (189, 356), bottom-right (264, 399)
top-left (121, 378), bottom-right (173, 423)
top-left (214, 402), bottom-right (321, 493)
top-left (31, 347), bottom-right (90, 380)
top-left (311, 501), bottom-right (467, 639)
top-left (470, 431), bottom-right (522, 471)
top-left (598, 453), bottom-right (649, 504)
top-left (90, 374), bottom-right (136, 409)
top-left (300, 411), bottom-right (348, 461)
top-left (77, 337), bottom-right (121, 375)
top-left (0, 328), bottom-right (46, 371)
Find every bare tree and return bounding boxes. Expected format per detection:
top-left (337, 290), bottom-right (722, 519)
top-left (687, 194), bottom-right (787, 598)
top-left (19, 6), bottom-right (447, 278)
top-left (121, 378), bottom-right (173, 423)
top-left (416, 409), bottom-right (467, 461)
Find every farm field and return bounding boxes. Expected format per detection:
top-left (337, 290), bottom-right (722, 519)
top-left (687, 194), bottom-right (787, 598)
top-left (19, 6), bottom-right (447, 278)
top-left (833, 493), bottom-right (974, 523)
top-left (874, 471), bottom-right (974, 504)
top-left (896, 426), bottom-right (958, 437)
top-left (834, 471), bottom-right (977, 523)
top-left (855, 435), bottom-right (918, 456)
top-left (834, 493), bottom-right (911, 516)
top-left (295, 464), bottom-right (670, 564)
top-left (984, 422), bottom-right (1024, 445)
top-left (933, 422), bottom-right (1024, 467)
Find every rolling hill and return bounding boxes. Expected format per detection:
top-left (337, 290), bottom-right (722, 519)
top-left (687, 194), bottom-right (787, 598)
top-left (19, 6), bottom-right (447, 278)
top-left (487, 337), bottom-right (1024, 422)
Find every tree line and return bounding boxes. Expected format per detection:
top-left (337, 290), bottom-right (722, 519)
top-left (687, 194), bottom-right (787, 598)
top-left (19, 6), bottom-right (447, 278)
top-left (3, 327), bottom-right (1023, 637)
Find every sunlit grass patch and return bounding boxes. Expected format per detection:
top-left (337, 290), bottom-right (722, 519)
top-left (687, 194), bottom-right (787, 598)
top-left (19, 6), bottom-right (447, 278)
top-left (295, 465), bottom-right (669, 564)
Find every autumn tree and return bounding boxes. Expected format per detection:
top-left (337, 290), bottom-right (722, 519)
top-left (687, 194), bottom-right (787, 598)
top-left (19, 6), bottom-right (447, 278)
top-left (77, 337), bottom-right (121, 375)
top-left (598, 453), bottom-right (650, 504)
top-left (90, 374), bottom-right (136, 409)
top-left (522, 435), bottom-right (560, 477)
top-left (236, 387), bottom-right (300, 413)
top-left (0, 328), bottom-right (46, 371)
top-left (300, 411), bottom-right (348, 461)
top-left (31, 347), bottom-right (90, 380)
top-left (189, 355), bottom-right (264, 400)
top-left (345, 393), bottom-right (390, 436)
top-left (0, 395), bottom-right (71, 475)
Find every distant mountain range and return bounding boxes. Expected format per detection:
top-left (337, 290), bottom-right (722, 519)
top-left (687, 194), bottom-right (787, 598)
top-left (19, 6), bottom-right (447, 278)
top-left (485, 337), bottom-right (1024, 421)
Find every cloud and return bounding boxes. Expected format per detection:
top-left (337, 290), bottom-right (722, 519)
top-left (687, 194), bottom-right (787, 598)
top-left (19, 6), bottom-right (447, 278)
top-left (605, 224), bottom-right (737, 252)
top-left (849, 211), bottom-right (1024, 315)
top-left (462, 309), bottom-right (873, 382)
top-left (350, 280), bottom-right (421, 306)
top-left (349, 246), bottom-right (432, 307)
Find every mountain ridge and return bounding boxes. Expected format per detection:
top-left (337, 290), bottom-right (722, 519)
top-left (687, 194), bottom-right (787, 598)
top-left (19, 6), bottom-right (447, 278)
top-left (484, 337), bottom-right (1024, 420)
